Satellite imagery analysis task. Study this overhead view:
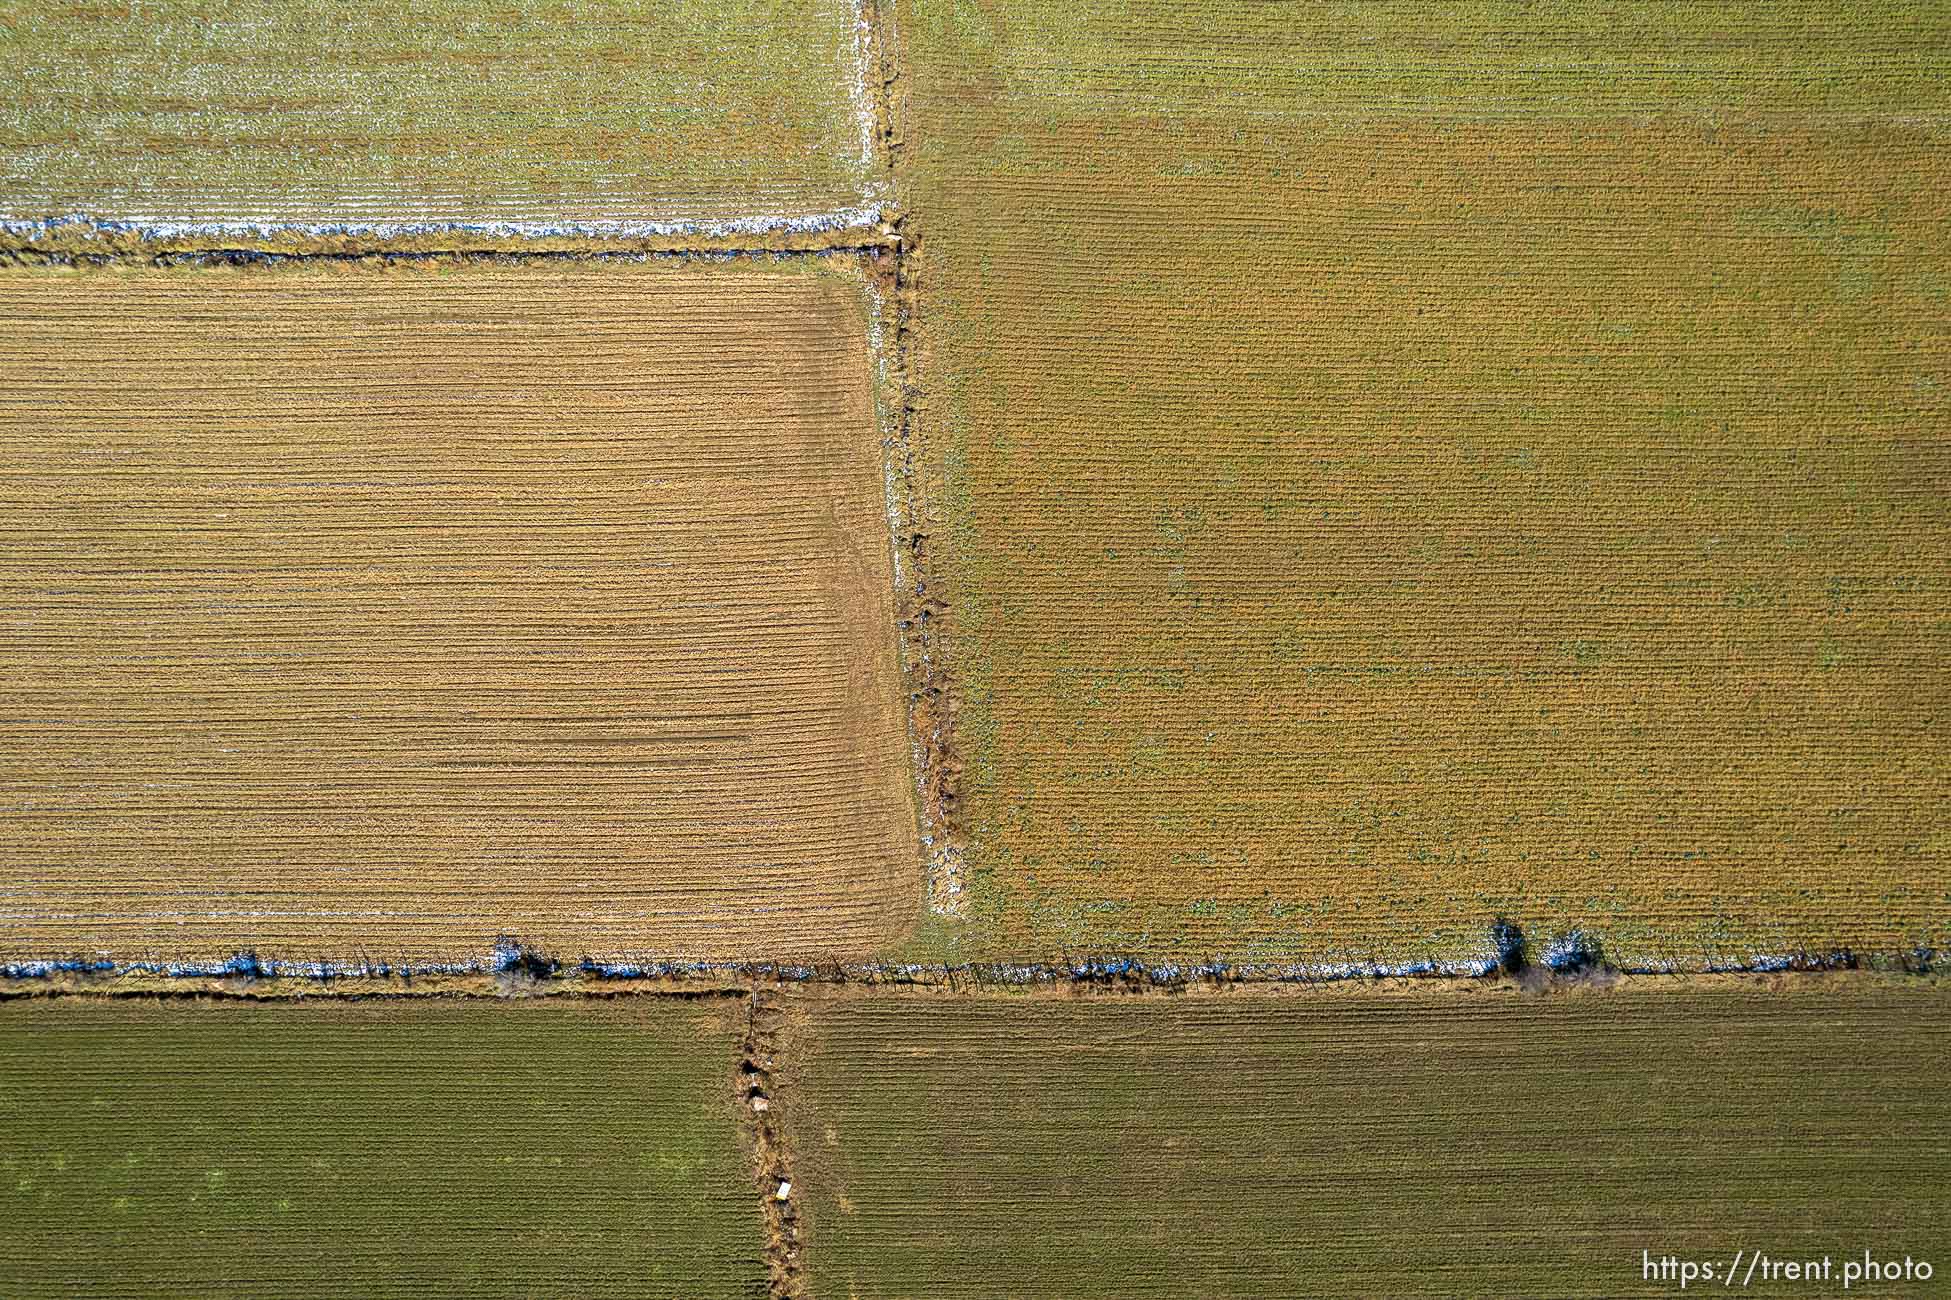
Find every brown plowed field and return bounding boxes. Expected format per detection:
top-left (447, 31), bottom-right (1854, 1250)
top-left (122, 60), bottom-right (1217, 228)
top-left (896, 0), bottom-right (1951, 964)
top-left (0, 259), bottom-right (919, 961)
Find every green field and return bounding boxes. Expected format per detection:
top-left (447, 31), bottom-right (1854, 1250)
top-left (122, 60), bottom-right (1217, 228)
top-left (781, 981), bottom-right (1951, 1297)
top-left (0, 0), bottom-right (878, 245)
top-left (896, 0), bottom-right (1951, 965)
top-left (0, 998), bottom-right (765, 1298)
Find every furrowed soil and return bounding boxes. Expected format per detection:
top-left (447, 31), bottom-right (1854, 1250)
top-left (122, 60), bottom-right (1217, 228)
top-left (0, 0), bottom-right (880, 249)
top-left (0, 258), bottom-right (920, 962)
top-left (0, 997), bottom-right (765, 1298)
top-left (779, 980), bottom-right (1950, 1298)
top-left (894, 0), bottom-right (1951, 965)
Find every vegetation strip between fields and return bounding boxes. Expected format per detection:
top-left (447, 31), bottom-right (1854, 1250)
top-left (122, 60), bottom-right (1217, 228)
top-left (2, 932), bottom-right (1940, 1002)
top-left (864, 0), bottom-right (969, 919)
top-left (2, 243), bottom-right (899, 269)
top-left (744, 988), bottom-right (808, 1300)
top-left (1, 210), bottom-right (887, 243)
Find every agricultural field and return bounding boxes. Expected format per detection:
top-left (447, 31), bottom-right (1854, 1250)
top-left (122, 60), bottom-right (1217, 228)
top-left (0, 0), bottom-right (881, 250)
top-left (0, 258), bottom-right (920, 962)
top-left (0, 2), bottom-right (1946, 1296)
top-left (0, 997), bottom-right (765, 1297)
top-left (779, 981), bottom-right (1951, 1298)
top-left (895, 0), bottom-right (1951, 965)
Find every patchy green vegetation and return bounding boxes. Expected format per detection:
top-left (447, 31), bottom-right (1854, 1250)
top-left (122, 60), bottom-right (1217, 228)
top-left (0, 0), bottom-right (878, 242)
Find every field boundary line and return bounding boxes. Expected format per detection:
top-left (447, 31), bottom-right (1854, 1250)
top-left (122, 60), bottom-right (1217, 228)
top-left (0, 208), bottom-right (897, 257)
top-left (0, 243), bottom-right (899, 270)
top-left (866, 0), bottom-right (970, 919)
top-left (1, 942), bottom-right (1940, 1002)
top-left (743, 985), bottom-right (807, 1299)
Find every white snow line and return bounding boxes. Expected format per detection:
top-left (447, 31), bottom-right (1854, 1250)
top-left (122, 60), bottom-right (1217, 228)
top-left (0, 205), bottom-right (889, 244)
top-left (849, 0), bottom-right (881, 175)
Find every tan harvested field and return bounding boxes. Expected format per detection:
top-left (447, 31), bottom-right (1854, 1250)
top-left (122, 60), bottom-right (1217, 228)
top-left (780, 980), bottom-right (1951, 1298)
top-left (0, 997), bottom-right (766, 1298)
top-left (896, 0), bottom-right (1951, 964)
top-left (0, 0), bottom-right (882, 250)
top-left (0, 259), bottom-right (919, 961)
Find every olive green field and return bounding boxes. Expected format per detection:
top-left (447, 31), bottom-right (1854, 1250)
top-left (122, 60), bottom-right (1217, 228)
top-left (0, 998), bottom-right (765, 1299)
top-left (781, 980), bottom-right (1951, 1298)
